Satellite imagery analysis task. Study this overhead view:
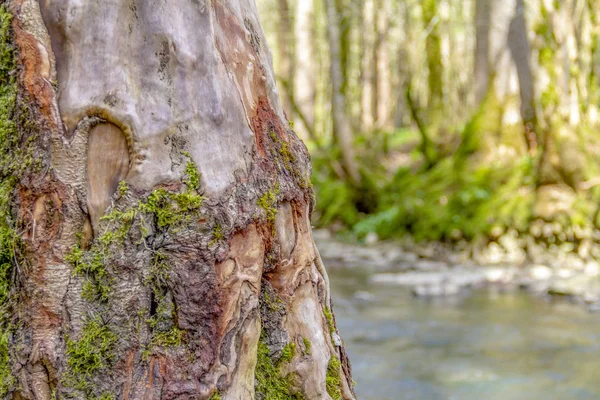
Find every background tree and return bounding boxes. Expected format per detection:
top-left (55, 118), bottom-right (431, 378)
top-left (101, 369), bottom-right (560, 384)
top-left (0, 0), bottom-right (355, 399)
top-left (258, 0), bottom-right (600, 260)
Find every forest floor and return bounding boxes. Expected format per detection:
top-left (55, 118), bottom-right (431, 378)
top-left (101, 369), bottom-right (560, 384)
top-left (315, 230), bottom-right (600, 312)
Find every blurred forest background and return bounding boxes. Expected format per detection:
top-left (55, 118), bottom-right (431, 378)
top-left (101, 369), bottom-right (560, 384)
top-left (257, 0), bottom-right (600, 259)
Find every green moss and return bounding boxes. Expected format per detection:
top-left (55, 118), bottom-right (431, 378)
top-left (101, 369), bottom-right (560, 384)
top-left (151, 326), bottom-right (184, 348)
top-left (302, 337), bottom-right (311, 356)
top-left (262, 289), bottom-right (284, 312)
top-left (66, 244), bottom-right (112, 303)
top-left (139, 188), bottom-right (203, 229)
top-left (143, 252), bottom-right (185, 354)
top-left (118, 181), bottom-right (128, 196)
top-left (92, 394), bottom-right (115, 400)
top-left (323, 307), bottom-right (335, 334)
top-left (63, 318), bottom-right (117, 394)
top-left (209, 391), bottom-right (222, 400)
top-left (183, 161), bottom-right (201, 191)
top-left (210, 224), bottom-right (224, 246)
top-left (254, 340), bottom-right (295, 399)
top-left (0, 330), bottom-right (13, 396)
top-left (257, 183), bottom-right (280, 225)
top-left (325, 355), bottom-right (342, 400)
top-left (279, 342), bottom-right (296, 364)
top-left (0, 6), bottom-right (32, 393)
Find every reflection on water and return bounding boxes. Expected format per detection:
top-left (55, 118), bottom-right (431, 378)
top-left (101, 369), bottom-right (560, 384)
top-left (330, 268), bottom-right (600, 400)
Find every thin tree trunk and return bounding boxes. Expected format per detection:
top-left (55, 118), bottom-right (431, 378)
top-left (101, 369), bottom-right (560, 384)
top-left (422, 0), bottom-right (444, 113)
top-left (1, 1), bottom-right (355, 399)
top-left (294, 0), bottom-right (316, 139)
top-left (277, 0), bottom-right (295, 118)
top-left (508, 0), bottom-right (540, 154)
top-left (324, 0), bottom-right (361, 185)
top-left (360, 0), bottom-right (375, 131)
top-left (371, 0), bottom-right (381, 127)
top-left (474, 0), bottom-right (491, 105)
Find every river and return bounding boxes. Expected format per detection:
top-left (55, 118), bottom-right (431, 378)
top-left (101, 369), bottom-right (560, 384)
top-left (330, 268), bottom-right (600, 400)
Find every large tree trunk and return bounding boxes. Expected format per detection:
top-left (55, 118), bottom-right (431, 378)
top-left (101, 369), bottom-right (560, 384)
top-left (0, 1), bottom-right (355, 399)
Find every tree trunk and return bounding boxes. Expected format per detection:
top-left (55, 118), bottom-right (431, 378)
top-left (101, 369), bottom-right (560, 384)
top-left (277, 0), bottom-right (294, 118)
top-left (474, 0), bottom-right (491, 105)
top-left (294, 0), bottom-right (316, 139)
top-left (422, 0), bottom-right (444, 113)
top-left (0, 1), bottom-right (355, 399)
top-left (324, 0), bottom-right (361, 185)
top-left (508, 0), bottom-right (540, 154)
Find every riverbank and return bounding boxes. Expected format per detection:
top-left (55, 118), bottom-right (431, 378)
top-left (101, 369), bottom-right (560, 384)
top-left (315, 230), bottom-right (600, 310)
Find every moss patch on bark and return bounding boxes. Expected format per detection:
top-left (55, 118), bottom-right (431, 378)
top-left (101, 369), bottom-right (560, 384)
top-left (63, 318), bottom-right (118, 396)
top-left (0, 5), bottom-right (22, 395)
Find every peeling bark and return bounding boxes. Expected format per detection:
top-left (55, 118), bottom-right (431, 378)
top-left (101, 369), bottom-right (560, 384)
top-left (2, 1), bottom-right (355, 399)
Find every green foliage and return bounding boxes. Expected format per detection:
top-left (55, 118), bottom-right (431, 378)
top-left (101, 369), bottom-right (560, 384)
top-left (209, 391), bottom-right (222, 400)
top-left (325, 355), bottom-right (342, 400)
top-left (63, 318), bottom-right (117, 394)
top-left (354, 156), bottom-right (536, 242)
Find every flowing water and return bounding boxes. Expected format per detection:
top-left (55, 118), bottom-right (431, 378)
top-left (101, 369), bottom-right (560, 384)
top-left (330, 268), bottom-right (600, 400)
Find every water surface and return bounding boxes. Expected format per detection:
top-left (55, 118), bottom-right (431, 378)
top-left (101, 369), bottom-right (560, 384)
top-left (330, 269), bottom-right (600, 400)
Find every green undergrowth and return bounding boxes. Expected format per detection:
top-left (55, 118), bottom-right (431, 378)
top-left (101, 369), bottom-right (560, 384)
top-left (354, 156), bottom-right (537, 241)
top-left (63, 317), bottom-right (117, 396)
top-left (311, 82), bottom-right (600, 247)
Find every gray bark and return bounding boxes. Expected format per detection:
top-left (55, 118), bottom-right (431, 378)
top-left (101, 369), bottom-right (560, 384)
top-left (3, 0), bottom-right (355, 399)
top-left (324, 0), bottom-right (361, 184)
top-left (474, 0), bottom-right (491, 104)
top-left (508, 0), bottom-right (539, 152)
